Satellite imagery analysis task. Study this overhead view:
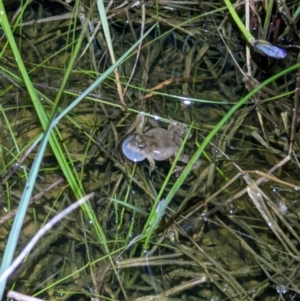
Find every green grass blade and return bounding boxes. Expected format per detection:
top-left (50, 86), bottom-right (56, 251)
top-left (223, 0), bottom-right (255, 43)
top-left (0, 125), bottom-right (50, 298)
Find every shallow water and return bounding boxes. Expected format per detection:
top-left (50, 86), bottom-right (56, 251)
top-left (1, 1), bottom-right (300, 300)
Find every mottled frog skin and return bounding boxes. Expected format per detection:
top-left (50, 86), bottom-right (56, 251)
top-left (122, 116), bottom-right (200, 173)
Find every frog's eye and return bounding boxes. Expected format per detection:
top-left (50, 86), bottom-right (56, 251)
top-left (137, 142), bottom-right (146, 149)
top-left (133, 134), bottom-right (140, 139)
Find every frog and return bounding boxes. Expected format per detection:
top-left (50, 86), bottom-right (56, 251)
top-left (122, 113), bottom-right (202, 174)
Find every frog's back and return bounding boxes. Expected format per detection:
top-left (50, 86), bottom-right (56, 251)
top-left (144, 127), bottom-right (179, 161)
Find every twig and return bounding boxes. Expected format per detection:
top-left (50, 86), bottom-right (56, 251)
top-left (6, 290), bottom-right (45, 301)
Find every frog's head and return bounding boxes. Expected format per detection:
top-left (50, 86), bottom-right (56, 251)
top-left (122, 135), bottom-right (146, 162)
top-left (131, 134), bottom-right (147, 149)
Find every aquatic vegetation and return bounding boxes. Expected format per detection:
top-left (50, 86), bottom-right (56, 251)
top-left (0, 0), bottom-right (299, 300)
